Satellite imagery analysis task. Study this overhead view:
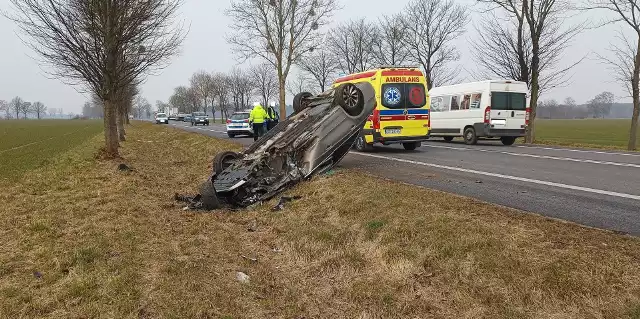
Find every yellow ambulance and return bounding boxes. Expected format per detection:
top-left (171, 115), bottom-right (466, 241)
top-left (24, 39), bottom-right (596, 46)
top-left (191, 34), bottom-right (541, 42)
top-left (332, 66), bottom-right (431, 151)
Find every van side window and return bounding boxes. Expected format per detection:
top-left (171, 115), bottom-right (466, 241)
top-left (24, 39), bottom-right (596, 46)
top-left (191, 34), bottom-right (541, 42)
top-left (431, 97), bottom-right (443, 112)
top-left (450, 95), bottom-right (460, 111)
top-left (471, 93), bottom-right (482, 109)
top-left (461, 94), bottom-right (471, 110)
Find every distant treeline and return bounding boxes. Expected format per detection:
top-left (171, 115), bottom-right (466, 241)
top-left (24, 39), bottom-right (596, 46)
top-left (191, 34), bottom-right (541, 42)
top-left (538, 103), bottom-right (634, 119)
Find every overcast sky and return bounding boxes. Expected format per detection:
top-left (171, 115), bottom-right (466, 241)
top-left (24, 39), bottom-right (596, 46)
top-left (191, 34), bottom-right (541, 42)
top-left (0, 0), bottom-right (634, 114)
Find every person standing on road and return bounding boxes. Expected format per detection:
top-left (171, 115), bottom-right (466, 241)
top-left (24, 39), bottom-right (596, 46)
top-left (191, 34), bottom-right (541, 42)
top-left (249, 102), bottom-right (268, 141)
top-left (266, 101), bottom-right (278, 131)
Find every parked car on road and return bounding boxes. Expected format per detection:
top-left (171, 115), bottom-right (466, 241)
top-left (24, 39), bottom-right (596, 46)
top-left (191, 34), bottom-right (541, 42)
top-left (183, 114), bottom-right (193, 122)
top-left (177, 113), bottom-right (186, 121)
top-left (225, 112), bottom-right (253, 138)
top-left (197, 82), bottom-right (376, 209)
top-left (191, 112), bottom-right (209, 126)
top-left (155, 112), bottom-right (169, 124)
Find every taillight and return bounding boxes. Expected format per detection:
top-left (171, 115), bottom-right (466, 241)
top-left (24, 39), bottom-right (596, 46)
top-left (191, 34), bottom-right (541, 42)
top-left (244, 119), bottom-right (249, 123)
top-left (525, 107), bottom-right (531, 125)
top-left (226, 119), bottom-right (231, 124)
top-left (372, 108), bottom-right (380, 130)
top-left (484, 106), bottom-right (491, 124)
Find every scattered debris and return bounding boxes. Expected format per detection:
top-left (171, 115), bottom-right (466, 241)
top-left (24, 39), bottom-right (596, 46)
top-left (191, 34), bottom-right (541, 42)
top-left (324, 169), bottom-right (337, 176)
top-left (272, 195), bottom-right (302, 211)
top-left (118, 163), bottom-right (132, 171)
top-left (33, 271), bottom-right (42, 280)
top-left (247, 219), bottom-right (258, 232)
top-left (241, 255), bottom-right (258, 262)
top-left (475, 180), bottom-right (483, 184)
top-left (174, 193), bottom-right (204, 210)
top-left (236, 271), bottom-right (250, 283)
top-left (272, 247), bottom-right (283, 253)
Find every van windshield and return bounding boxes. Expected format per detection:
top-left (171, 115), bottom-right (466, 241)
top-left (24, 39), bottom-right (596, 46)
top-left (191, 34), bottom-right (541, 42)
top-left (491, 92), bottom-right (527, 111)
top-left (381, 83), bottom-right (426, 109)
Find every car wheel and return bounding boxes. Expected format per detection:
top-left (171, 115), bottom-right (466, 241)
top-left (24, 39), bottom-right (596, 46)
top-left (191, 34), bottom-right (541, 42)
top-left (464, 127), bottom-right (478, 145)
top-left (213, 151), bottom-right (241, 175)
top-left (293, 92), bottom-right (313, 113)
top-left (402, 142), bottom-right (419, 151)
top-left (443, 136), bottom-right (454, 142)
top-left (354, 135), bottom-right (373, 152)
top-left (199, 179), bottom-right (221, 210)
top-left (335, 83), bottom-right (365, 116)
top-left (501, 136), bottom-right (516, 146)
top-left (227, 133), bottom-right (235, 138)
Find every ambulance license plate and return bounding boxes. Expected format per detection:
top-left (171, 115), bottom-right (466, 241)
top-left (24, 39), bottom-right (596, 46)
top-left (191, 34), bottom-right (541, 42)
top-left (385, 128), bottom-right (401, 135)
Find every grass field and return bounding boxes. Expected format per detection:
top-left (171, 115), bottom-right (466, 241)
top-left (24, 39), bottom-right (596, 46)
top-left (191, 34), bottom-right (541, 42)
top-left (534, 119), bottom-right (640, 150)
top-left (0, 120), bottom-right (103, 181)
top-left (1, 122), bottom-right (639, 318)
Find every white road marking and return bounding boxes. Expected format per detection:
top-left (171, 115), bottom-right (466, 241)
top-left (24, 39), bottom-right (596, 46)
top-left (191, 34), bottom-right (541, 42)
top-left (353, 152), bottom-right (640, 201)
top-left (515, 145), bottom-right (640, 157)
top-left (423, 144), bottom-right (640, 168)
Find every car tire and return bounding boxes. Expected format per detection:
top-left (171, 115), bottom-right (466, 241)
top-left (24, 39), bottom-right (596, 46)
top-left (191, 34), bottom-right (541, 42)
top-left (402, 142), bottom-right (419, 151)
top-left (199, 179), bottom-right (221, 210)
top-left (227, 133), bottom-right (235, 138)
top-left (354, 135), bottom-right (373, 152)
top-left (501, 136), bottom-right (516, 146)
top-left (443, 136), bottom-right (454, 142)
top-left (464, 127), bottom-right (478, 145)
top-left (293, 92), bottom-right (313, 113)
top-left (335, 83), bottom-right (365, 116)
top-left (213, 151), bottom-right (241, 175)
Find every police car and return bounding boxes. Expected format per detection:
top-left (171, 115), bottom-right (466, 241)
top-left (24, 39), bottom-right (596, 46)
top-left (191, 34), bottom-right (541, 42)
top-left (226, 111), bottom-right (253, 138)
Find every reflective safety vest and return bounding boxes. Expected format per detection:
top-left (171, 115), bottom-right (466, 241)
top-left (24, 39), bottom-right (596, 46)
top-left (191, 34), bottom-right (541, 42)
top-left (249, 105), bottom-right (268, 124)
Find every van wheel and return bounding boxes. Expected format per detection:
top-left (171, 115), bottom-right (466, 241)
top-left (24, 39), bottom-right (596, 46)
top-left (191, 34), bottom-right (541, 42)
top-left (213, 151), bottom-right (240, 175)
top-left (293, 92), bottom-right (313, 113)
top-left (402, 142), bottom-right (419, 151)
top-left (464, 127), bottom-right (478, 145)
top-left (335, 83), bottom-right (364, 116)
top-left (501, 137), bottom-right (516, 146)
top-left (354, 135), bottom-right (373, 152)
top-left (443, 136), bottom-right (454, 142)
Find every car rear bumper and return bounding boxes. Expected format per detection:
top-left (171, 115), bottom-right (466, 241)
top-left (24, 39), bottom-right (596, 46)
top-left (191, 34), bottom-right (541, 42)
top-left (227, 128), bottom-right (253, 134)
top-left (474, 123), bottom-right (526, 137)
top-left (365, 129), bottom-right (430, 145)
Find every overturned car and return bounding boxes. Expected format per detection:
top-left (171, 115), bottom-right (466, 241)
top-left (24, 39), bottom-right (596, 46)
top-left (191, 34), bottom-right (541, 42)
top-left (195, 82), bottom-right (376, 209)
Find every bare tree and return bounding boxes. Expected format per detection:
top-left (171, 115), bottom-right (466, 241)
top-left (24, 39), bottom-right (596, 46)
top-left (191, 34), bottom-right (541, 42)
top-left (33, 101), bottom-right (46, 119)
top-left (170, 86), bottom-right (190, 113)
top-left (134, 96), bottom-right (152, 119)
top-left (287, 72), bottom-right (313, 96)
top-left (585, 0), bottom-right (640, 150)
top-left (21, 102), bottom-right (32, 119)
top-left (156, 100), bottom-right (170, 113)
top-left (226, 0), bottom-right (339, 121)
top-left (250, 63), bottom-right (279, 107)
top-left (229, 68), bottom-right (253, 111)
top-left (0, 100), bottom-right (9, 119)
top-left (478, 0), bottom-right (580, 143)
top-left (298, 47), bottom-right (338, 92)
top-left (328, 19), bottom-right (378, 74)
top-left (190, 71), bottom-right (214, 115)
top-left (401, 0), bottom-right (468, 89)
top-left (186, 87), bottom-right (202, 113)
top-left (212, 72), bottom-right (231, 120)
top-left (587, 91), bottom-right (614, 118)
top-left (7, 0), bottom-right (185, 157)
top-left (10, 96), bottom-right (23, 119)
top-left (373, 15), bottom-right (411, 66)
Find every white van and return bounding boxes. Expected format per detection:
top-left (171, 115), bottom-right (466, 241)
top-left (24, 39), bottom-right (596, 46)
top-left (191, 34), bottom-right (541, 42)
top-left (429, 80), bottom-right (529, 145)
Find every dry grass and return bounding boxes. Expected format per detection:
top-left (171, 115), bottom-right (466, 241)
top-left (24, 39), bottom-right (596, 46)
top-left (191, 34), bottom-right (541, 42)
top-left (1, 122), bottom-right (639, 318)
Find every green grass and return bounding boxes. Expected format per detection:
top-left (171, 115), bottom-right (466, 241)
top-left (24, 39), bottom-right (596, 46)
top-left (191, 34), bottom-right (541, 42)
top-left (0, 119), bottom-right (103, 181)
top-left (534, 119), bottom-right (640, 150)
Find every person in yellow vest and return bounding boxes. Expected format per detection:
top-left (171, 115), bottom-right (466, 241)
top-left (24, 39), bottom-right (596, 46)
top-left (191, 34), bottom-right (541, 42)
top-left (249, 102), bottom-right (268, 141)
top-left (266, 101), bottom-right (279, 131)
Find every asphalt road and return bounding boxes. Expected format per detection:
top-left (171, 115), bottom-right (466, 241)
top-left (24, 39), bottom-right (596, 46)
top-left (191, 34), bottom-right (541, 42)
top-left (165, 120), bottom-right (640, 236)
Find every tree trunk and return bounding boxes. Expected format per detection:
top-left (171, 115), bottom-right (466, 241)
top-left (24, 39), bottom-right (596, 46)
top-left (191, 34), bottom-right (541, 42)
top-left (278, 76), bottom-right (286, 121)
top-left (628, 42), bottom-right (640, 151)
top-left (526, 41), bottom-right (541, 144)
top-left (116, 102), bottom-right (126, 142)
top-left (103, 100), bottom-right (119, 157)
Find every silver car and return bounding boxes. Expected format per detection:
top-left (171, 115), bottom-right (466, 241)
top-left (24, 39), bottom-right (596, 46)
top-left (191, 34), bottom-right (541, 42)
top-left (197, 82), bottom-right (376, 209)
